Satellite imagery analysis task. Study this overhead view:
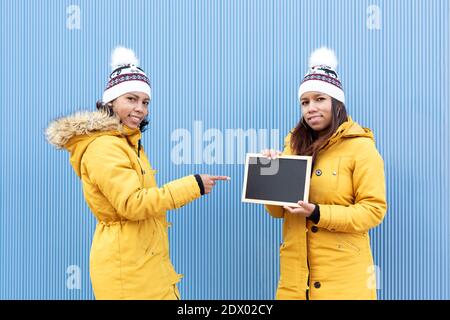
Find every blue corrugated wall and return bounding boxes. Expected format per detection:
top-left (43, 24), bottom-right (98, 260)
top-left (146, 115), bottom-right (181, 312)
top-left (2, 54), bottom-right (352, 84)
top-left (1, 0), bottom-right (449, 299)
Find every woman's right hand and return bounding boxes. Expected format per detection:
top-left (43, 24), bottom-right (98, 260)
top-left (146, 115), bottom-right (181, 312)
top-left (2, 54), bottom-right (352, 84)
top-left (260, 149), bottom-right (282, 159)
top-left (199, 175), bottom-right (230, 195)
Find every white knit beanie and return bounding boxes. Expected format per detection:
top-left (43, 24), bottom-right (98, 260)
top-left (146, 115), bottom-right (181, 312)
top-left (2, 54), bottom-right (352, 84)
top-left (102, 46), bottom-right (152, 104)
top-left (298, 47), bottom-right (345, 104)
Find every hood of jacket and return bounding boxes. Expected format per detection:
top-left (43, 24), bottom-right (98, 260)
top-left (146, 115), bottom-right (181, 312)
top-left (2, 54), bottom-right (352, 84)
top-left (319, 116), bottom-right (375, 151)
top-left (283, 116), bottom-right (376, 155)
top-left (46, 110), bottom-right (141, 177)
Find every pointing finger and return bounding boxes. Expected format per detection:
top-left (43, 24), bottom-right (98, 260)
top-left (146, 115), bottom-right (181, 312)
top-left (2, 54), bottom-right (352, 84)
top-left (210, 176), bottom-right (231, 181)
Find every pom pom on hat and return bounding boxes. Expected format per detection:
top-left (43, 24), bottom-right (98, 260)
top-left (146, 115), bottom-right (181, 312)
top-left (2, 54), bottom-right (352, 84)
top-left (308, 46), bottom-right (338, 70)
top-left (110, 46), bottom-right (140, 70)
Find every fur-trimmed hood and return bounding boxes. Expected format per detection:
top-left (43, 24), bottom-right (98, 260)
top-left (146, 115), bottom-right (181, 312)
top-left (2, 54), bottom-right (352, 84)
top-left (46, 110), bottom-right (141, 177)
top-left (46, 111), bottom-right (122, 149)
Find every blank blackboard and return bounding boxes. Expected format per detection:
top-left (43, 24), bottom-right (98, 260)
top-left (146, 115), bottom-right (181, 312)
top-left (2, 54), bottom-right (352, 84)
top-left (242, 153), bottom-right (312, 207)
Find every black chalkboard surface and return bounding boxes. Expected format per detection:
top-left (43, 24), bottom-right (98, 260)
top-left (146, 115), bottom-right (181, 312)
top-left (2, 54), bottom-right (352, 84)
top-left (242, 153), bottom-right (312, 207)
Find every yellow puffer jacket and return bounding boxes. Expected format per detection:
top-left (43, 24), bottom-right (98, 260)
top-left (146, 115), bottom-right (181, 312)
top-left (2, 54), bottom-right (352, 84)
top-left (265, 117), bottom-right (387, 300)
top-left (46, 111), bottom-right (201, 299)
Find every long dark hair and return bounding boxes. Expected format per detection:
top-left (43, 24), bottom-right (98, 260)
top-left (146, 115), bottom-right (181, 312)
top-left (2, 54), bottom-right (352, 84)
top-left (96, 100), bottom-right (149, 132)
top-left (290, 98), bottom-right (348, 162)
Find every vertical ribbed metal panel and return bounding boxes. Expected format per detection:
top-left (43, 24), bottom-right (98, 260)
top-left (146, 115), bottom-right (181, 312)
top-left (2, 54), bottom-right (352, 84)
top-left (0, 0), bottom-right (449, 299)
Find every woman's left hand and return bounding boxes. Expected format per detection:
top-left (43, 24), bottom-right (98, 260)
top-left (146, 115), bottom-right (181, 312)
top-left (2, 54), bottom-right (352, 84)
top-left (283, 201), bottom-right (316, 218)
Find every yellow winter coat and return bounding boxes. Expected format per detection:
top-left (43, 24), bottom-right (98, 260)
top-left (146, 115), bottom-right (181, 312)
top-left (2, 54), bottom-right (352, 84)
top-left (265, 117), bottom-right (387, 300)
top-left (46, 111), bottom-right (201, 299)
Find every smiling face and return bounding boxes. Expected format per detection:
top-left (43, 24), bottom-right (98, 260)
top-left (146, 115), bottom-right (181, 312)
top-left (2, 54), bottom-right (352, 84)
top-left (110, 91), bottom-right (150, 129)
top-left (300, 91), bottom-right (333, 134)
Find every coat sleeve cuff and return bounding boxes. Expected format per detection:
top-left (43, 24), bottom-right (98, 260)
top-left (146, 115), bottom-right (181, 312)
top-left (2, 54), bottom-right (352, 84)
top-left (165, 175), bottom-right (202, 209)
top-left (316, 204), bottom-right (346, 232)
top-left (316, 204), bottom-right (333, 230)
top-left (194, 174), bottom-right (205, 195)
top-left (307, 204), bottom-right (320, 224)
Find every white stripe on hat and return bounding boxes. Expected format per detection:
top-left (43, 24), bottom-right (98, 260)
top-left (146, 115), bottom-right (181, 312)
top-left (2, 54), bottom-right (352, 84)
top-left (298, 79), bottom-right (345, 104)
top-left (103, 80), bottom-right (152, 104)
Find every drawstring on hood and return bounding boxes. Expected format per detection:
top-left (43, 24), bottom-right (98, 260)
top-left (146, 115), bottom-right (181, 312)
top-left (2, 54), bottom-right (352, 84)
top-left (138, 139), bottom-right (141, 158)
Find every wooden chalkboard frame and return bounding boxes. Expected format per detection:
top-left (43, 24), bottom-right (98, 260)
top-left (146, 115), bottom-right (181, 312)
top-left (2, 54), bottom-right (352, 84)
top-left (241, 153), bottom-right (313, 207)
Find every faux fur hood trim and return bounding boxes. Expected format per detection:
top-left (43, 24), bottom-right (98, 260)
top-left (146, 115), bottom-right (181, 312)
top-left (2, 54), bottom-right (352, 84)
top-left (46, 111), bottom-right (122, 149)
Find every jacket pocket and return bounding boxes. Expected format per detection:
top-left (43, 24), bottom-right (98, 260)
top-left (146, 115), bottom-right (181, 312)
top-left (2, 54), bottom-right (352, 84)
top-left (138, 219), bottom-right (159, 256)
top-left (317, 156), bottom-right (355, 192)
top-left (338, 239), bottom-right (361, 253)
top-left (312, 158), bottom-right (341, 191)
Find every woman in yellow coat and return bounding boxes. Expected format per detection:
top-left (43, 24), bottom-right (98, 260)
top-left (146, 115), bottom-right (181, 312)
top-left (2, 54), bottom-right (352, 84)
top-left (263, 47), bottom-right (387, 300)
top-left (46, 47), bottom-right (228, 299)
